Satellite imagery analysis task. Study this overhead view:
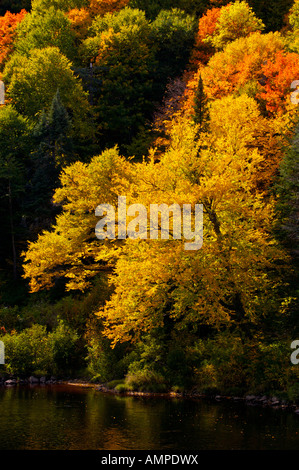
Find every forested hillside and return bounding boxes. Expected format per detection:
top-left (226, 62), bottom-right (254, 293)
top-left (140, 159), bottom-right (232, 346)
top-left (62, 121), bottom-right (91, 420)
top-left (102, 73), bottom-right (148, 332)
top-left (0, 0), bottom-right (299, 398)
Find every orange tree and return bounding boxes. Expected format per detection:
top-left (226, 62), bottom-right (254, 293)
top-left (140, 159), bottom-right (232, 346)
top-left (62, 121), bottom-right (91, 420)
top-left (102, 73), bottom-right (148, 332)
top-left (0, 10), bottom-right (26, 71)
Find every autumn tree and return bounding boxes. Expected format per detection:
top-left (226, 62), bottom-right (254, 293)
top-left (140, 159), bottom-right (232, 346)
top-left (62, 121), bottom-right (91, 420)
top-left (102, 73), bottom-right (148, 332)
top-left (189, 6), bottom-right (221, 66)
top-left (67, 7), bottom-right (92, 41)
top-left (22, 94), bottom-right (289, 346)
top-left (22, 147), bottom-right (133, 293)
top-left (286, 0), bottom-right (299, 54)
top-left (256, 51), bottom-right (299, 115)
top-left (89, 0), bottom-right (129, 16)
top-left (191, 0), bottom-right (264, 62)
top-left (0, 10), bottom-right (26, 71)
top-left (199, 31), bottom-right (284, 100)
top-left (96, 95), bottom-right (289, 345)
top-left (203, 1), bottom-right (264, 50)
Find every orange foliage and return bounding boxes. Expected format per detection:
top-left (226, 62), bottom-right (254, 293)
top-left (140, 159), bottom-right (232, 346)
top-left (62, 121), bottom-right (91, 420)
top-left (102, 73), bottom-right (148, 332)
top-left (0, 10), bottom-right (27, 70)
top-left (89, 0), bottom-right (129, 17)
top-left (197, 7), bottom-right (222, 42)
top-left (67, 8), bottom-right (92, 40)
top-left (197, 32), bottom-right (284, 100)
top-left (190, 7), bottom-right (221, 67)
top-left (257, 51), bottom-right (299, 115)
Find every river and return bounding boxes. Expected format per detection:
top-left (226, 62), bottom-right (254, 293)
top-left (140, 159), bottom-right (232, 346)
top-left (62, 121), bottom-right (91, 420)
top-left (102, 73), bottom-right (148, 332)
top-left (0, 384), bottom-right (298, 450)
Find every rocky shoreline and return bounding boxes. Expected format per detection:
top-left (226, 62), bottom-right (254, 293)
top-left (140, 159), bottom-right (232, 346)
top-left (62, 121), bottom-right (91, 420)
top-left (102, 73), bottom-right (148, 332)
top-left (0, 375), bottom-right (62, 386)
top-left (1, 376), bottom-right (299, 416)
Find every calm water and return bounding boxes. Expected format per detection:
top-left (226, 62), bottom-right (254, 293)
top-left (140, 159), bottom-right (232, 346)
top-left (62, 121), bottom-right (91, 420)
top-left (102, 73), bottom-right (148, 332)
top-left (0, 384), bottom-right (298, 450)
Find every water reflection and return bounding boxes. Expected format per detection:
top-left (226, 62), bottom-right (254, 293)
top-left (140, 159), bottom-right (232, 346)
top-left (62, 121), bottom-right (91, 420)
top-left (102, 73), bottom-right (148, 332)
top-left (0, 385), bottom-right (298, 450)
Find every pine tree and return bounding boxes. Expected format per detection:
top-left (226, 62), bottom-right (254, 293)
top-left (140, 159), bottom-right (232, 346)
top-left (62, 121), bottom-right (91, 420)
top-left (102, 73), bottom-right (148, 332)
top-left (192, 74), bottom-right (210, 138)
top-left (25, 90), bottom-right (73, 230)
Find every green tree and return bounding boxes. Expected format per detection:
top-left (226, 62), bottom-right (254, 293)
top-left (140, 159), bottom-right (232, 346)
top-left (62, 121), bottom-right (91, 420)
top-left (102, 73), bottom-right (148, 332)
top-left (31, 0), bottom-right (88, 11)
top-left (203, 1), bottom-right (264, 50)
top-left (3, 47), bottom-right (94, 149)
top-left (24, 90), bottom-right (74, 230)
top-left (0, 106), bottom-right (31, 280)
top-left (150, 8), bottom-right (196, 89)
top-left (286, 0), bottom-right (299, 54)
top-left (192, 74), bottom-right (210, 136)
top-left (14, 5), bottom-right (77, 61)
top-left (81, 8), bottom-right (155, 151)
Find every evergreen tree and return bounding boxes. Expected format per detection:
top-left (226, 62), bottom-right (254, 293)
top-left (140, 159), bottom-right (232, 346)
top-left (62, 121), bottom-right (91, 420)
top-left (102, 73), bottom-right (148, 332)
top-left (0, 106), bottom-right (31, 280)
top-left (25, 90), bottom-right (73, 230)
top-left (192, 74), bottom-right (210, 137)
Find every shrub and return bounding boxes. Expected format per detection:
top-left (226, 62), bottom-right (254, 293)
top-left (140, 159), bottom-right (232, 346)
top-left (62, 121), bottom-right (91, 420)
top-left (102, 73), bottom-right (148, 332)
top-left (124, 368), bottom-right (167, 392)
top-left (1, 324), bottom-right (52, 376)
top-left (0, 321), bottom-right (81, 377)
top-left (48, 320), bottom-right (80, 375)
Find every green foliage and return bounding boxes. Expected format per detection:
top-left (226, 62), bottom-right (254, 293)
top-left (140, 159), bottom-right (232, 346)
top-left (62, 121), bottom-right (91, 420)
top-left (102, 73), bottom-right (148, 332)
top-left (80, 7), bottom-right (196, 151)
top-left (245, 340), bottom-right (299, 394)
top-left (287, 382), bottom-right (299, 402)
top-left (192, 333), bottom-right (247, 395)
top-left (0, 106), bottom-right (32, 278)
top-left (31, 0), bottom-right (89, 12)
top-left (81, 8), bottom-right (155, 151)
top-left (166, 346), bottom-right (192, 387)
top-left (150, 8), bottom-right (196, 84)
top-left (124, 368), bottom-right (167, 392)
top-left (190, 333), bottom-right (299, 396)
top-left (192, 74), bottom-right (210, 135)
top-left (48, 320), bottom-right (80, 375)
top-left (289, 0), bottom-right (299, 31)
top-left (3, 47), bottom-right (93, 140)
top-left (14, 6), bottom-right (77, 61)
top-left (0, 306), bottom-right (22, 332)
top-left (90, 5), bottom-right (150, 35)
top-left (84, 317), bottom-right (128, 382)
top-left (0, 321), bottom-right (81, 377)
top-left (1, 324), bottom-right (52, 376)
top-left (203, 1), bottom-right (264, 50)
top-left (286, 0), bottom-right (299, 54)
top-left (23, 90), bottom-right (74, 224)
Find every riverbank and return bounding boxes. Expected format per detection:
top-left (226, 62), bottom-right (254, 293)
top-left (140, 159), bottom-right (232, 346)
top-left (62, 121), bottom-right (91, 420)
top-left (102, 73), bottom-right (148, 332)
top-left (60, 378), bottom-right (299, 415)
top-left (94, 383), bottom-right (299, 415)
top-left (1, 375), bottom-right (299, 415)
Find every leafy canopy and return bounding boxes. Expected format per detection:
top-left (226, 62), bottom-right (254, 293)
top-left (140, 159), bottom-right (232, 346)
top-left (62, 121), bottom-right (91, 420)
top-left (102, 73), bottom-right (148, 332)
top-left (3, 47), bottom-right (93, 140)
